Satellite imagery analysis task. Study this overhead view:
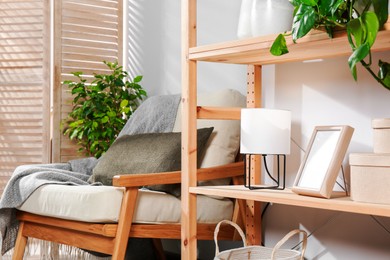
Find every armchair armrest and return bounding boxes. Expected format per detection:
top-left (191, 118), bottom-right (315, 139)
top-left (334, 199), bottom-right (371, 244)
top-left (112, 161), bottom-right (244, 188)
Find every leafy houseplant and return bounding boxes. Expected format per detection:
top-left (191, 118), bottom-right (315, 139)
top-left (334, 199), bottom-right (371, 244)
top-left (270, 0), bottom-right (390, 90)
top-left (63, 61), bottom-right (147, 158)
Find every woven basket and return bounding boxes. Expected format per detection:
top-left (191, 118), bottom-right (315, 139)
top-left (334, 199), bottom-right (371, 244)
top-left (214, 220), bottom-right (307, 260)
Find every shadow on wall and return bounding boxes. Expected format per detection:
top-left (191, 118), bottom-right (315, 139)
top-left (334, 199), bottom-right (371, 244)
top-left (126, 0), bottom-right (179, 96)
top-left (126, 0), bottom-right (145, 77)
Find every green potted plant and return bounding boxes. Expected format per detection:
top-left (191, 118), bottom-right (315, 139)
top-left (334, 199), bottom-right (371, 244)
top-left (63, 61), bottom-right (147, 158)
top-left (270, 0), bottom-right (390, 89)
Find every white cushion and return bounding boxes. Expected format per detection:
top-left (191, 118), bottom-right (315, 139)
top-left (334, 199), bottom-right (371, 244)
top-left (173, 89), bottom-right (245, 168)
top-left (173, 89), bottom-right (246, 185)
top-left (18, 185), bottom-right (233, 224)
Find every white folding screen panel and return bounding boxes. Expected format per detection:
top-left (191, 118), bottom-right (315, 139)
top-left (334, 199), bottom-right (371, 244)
top-left (0, 0), bottom-right (50, 195)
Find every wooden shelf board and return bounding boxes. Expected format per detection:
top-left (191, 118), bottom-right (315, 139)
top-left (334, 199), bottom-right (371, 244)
top-left (190, 185), bottom-right (390, 218)
top-left (189, 20), bottom-right (390, 65)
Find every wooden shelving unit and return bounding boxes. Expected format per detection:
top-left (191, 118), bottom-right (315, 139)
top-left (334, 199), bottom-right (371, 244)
top-left (189, 21), bottom-right (390, 65)
top-left (190, 186), bottom-right (390, 218)
top-left (181, 2), bottom-right (390, 258)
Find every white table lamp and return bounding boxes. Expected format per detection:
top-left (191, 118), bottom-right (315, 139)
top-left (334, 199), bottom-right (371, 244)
top-left (241, 108), bottom-right (291, 189)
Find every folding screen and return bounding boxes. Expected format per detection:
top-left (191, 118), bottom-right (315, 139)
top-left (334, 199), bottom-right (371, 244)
top-left (0, 0), bottom-right (50, 195)
top-left (0, 0), bottom-right (124, 195)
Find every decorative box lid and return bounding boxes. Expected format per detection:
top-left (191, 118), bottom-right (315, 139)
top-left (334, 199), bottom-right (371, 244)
top-left (372, 118), bottom-right (390, 129)
top-left (350, 153), bottom-right (390, 167)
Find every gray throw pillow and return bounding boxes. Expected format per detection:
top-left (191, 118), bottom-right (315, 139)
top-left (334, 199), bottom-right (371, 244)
top-left (90, 127), bottom-right (214, 197)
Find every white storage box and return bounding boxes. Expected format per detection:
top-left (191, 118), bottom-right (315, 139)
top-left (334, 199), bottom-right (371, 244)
top-left (372, 118), bottom-right (390, 153)
top-left (350, 153), bottom-right (390, 205)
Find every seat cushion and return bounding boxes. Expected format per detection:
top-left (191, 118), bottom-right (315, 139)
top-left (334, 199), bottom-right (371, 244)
top-left (18, 184), bottom-right (233, 224)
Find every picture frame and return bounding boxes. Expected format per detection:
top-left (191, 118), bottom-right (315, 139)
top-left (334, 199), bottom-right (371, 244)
top-left (292, 125), bottom-right (354, 199)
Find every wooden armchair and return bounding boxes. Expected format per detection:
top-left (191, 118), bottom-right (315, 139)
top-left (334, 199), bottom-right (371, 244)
top-left (14, 162), bottom-right (245, 259)
top-left (12, 89), bottom-right (246, 259)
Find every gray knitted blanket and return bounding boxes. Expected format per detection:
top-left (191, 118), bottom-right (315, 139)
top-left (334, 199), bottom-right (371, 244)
top-left (0, 94), bottom-right (180, 256)
top-left (0, 160), bottom-right (98, 255)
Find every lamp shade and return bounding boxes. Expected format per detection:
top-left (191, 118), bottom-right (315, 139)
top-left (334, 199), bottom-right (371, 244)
top-left (240, 108), bottom-right (291, 155)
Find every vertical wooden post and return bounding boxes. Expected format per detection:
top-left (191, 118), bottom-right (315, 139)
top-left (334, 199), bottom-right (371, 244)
top-left (181, 0), bottom-right (198, 259)
top-left (245, 65), bottom-right (263, 246)
top-left (117, 0), bottom-right (124, 66)
top-left (51, 0), bottom-right (62, 162)
top-left (42, 0), bottom-right (51, 164)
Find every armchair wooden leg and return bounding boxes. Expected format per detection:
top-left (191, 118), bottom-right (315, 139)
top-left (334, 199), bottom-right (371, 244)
top-left (13, 222), bottom-right (27, 260)
top-left (112, 188), bottom-right (138, 260)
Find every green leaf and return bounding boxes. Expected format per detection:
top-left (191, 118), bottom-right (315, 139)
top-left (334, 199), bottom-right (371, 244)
top-left (347, 18), bottom-right (364, 48)
top-left (122, 107), bottom-right (130, 114)
top-left (270, 34), bottom-right (289, 56)
top-left (361, 11), bottom-right (379, 48)
top-left (379, 60), bottom-right (390, 79)
top-left (139, 89), bottom-right (147, 96)
top-left (120, 99), bottom-right (129, 108)
top-left (292, 4), bottom-right (317, 40)
top-left (134, 75), bottom-right (143, 83)
top-left (101, 116), bottom-right (109, 123)
top-left (90, 141), bottom-right (99, 151)
top-left (71, 87), bottom-right (85, 95)
top-left (92, 121), bottom-right (98, 129)
top-left (348, 43), bottom-right (370, 80)
top-left (72, 71), bottom-right (83, 77)
top-left (347, 10), bottom-right (378, 50)
top-left (114, 78), bottom-right (125, 86)
top-left (106, 111), bottom-right (116, 118)
top-left (69, 120), bottom-right (83, 127)
top-left (77, 130), bottom-right (84, 140)
top-left (70, 129), bottom-right (79, 140)
top-left (372, 0), bottom-right (389, 28)
top-left (106, 128), bottom-right (113, 138)
top-left (378, 60), bottom-right (390, 88)
top-left (300, 0), bottom-right (318, 6)
top-left (290, 0), bottom-right (301, 7)
top-left (319, 0), bottom-right (344, 15)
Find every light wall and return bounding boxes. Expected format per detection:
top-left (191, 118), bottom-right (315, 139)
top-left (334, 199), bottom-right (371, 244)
top-left (125, 0), bottom-right (246, 96)
top-left (263, 52), bottom-right (390, 260)
top-left (125, 0), bottom-right (390, 259)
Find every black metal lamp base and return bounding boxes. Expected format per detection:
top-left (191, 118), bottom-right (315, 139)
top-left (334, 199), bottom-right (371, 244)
top-left (244, 154), bottom-right (286, 190)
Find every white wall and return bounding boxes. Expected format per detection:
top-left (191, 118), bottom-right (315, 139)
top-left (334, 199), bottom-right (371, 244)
top-left (125, 0), bottom-right (246, 96)
top-left (263, 52), bottom-right (390, 260)
top-left (125, 0), bottom-right (390, 259)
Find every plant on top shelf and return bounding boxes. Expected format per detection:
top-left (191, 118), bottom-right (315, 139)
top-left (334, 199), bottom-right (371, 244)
top-left (63, 61), bottom-right (147, 158)
top-left (270, 0), bottom-right (390, 90)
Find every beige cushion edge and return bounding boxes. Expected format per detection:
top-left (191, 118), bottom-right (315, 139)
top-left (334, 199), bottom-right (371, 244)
top-left (18, 185), bottom-right (233, 224)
